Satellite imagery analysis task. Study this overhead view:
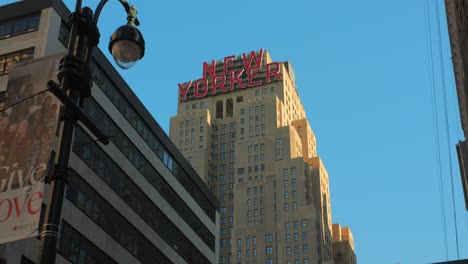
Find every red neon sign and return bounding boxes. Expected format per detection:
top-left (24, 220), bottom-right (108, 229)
top-left (178, 49), bottom-right (282, 101)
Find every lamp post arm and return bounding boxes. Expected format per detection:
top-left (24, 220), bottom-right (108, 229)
top-left (93, 0), bottom-right (140, 26)
top-left (93, 0), bottom-right (108, 24)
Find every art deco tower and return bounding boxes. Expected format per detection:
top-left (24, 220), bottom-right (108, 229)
top-left (170, 50), bottom-right (353, 264)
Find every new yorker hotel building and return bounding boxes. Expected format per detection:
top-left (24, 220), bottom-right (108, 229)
top-left (170, 50), bottom-right (355, 264)
top-left (0, 0), bottom-right (219, 263)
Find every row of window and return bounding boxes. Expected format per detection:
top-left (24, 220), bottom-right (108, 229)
top-left (237, 164), bottom-right (265, 174)
top-left (254, 87), bottom-right (275, 96)
top-left (286, 244), bottom-right (308, 254)
top-left (211, 172), bottom-right (235, 181)
top-left (82, 98), bottom-right (215, 250)
top-left (284, 179), bottom-right (297, 188)
top-left (211, 132), bottom-right (236, 141)
top-left (73, 127), bottom-right (211, 263)
top-left (285, 219), bottom-right (308, 229)
top-left (283, 167), bottom-right (297, 176)
top-left (240, 124), bottom-right (266, 135)
top-left (284, 190), bottom-right (298, 199)
top-left (285, 232), bottom-right (308, 242)
top-left (248, 144), bottom-right (265, 153)
top-left (180, 126), bottom-right (204, 137)
top-left (213, 141), bottom-right (236, 151)
top-left (66, 170), bottom-right (172, 264)
top-left (180, 117), bottom-right (205, 129)
top-left (220, 216), bottom-right (233, 225)
top-left (240, 105), bottom-right (266, 115)
top-left (247, 208), bottom-right (264, 217)
top-left (219, 193), bottom-right (234, 201)
top-left (185, 101), bottom-right (205, 111)
top-left (247, 186), bottom-right (263, 195)
top-left (59, 222), bottom-right (117, 264)
top-left (58, 22), bottom-right (216, 220)
top-left (90, 53), bottom-right (217, 221)
top-left (0, 14), bottom-right (39, 40)
top-left (0, 48), bottom-right (34, 76)
top-left (240, 114), bottom-right (266, 125)
top-left (216, 122), bottom-right (236, 131)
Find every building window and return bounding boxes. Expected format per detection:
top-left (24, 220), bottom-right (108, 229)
top-left (216, 100), bottom-right (223, 119)
top-left (276, 148), bottom-right (283, 157)
top-left (265, 246), bottom-right (273, 254)
top-left (0, 48), bottom-right (34, 76)
top-left (227, 98), bottom-right (233, 117)
top-left (291, 167), bottom-right (296, 175)
top-left (283, 169), bottom-right (289, 176)
top-left (0, 14), bottom-right (40, 40)
top-left (302, 232), bottom-right (307, 240)
top-left (59, 222), bottom-right (117, 264)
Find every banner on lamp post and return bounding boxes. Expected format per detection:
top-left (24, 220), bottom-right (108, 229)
top-left (0, 53), bottom-right (63, 244)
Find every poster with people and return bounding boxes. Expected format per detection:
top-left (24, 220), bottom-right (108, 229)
top-left (0, 53), bottom-right (62, 244)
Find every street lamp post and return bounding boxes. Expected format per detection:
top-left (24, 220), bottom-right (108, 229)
top-left (38, 1), bottom-right (144, 263)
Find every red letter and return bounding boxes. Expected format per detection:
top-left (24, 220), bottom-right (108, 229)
top-left (230, 69), bottom-right (245, 90)
top-left (223, 55), bottom-right (235, 75)
top-left (212, 75), bottom-right (227, 95)
top-left (248, 69), bottom-right (262, 87)
top-left (194, 78), bottom-right (208, 98)
top-left (13, 194), bottom-right (29, 218)
top-left (203, 60), bottom-right (216, 78)
top-left (28, 191), bottom-right (43, 215)
top-left (266, 62), bottom-right (282, 83)
top-left (242, 49), bottom-right (264, 70)
top-left (0, 199), bottom-right (12, 222)
top-left (178, 81), bottom-right (192, 102)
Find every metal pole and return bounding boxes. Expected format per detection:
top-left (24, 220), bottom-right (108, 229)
top-left (38, 4), bottom-right (90, 264)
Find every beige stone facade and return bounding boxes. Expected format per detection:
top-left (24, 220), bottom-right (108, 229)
top-left (332, 224), bottom-right (356, 264)
top-left (170, 50), bottom-right (352, 264)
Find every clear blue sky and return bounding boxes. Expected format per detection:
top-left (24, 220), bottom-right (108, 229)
top-left (61, 0), bottom-right (468, 263)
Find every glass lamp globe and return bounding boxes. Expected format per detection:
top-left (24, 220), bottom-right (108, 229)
top-left (109, 25), bottom-right (145, 69)
top-left (111, 39), bottom-right (141, 69)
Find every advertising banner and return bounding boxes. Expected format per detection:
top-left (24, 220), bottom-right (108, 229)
top-left (0, 53), bottom-right (62, 244)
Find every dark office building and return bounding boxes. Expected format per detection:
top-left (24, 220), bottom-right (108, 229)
top-left (0, 0), bottom-right (219, 263)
